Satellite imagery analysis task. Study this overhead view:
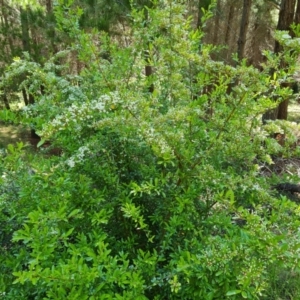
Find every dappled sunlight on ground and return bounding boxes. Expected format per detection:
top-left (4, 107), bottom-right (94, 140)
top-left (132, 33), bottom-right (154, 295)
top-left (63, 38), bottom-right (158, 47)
top-left (288, 103), bottom-right (300, 122)
top-left (0, 123), bottom-right (30, 147)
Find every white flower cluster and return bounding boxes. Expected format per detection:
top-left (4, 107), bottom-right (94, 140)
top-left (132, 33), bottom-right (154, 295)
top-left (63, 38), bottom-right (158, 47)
top-left (66, 146), bottom-right (91, 168)
top-left (42, 92), bottom-right (121, 136)
top-left (141, 126), bottom-right (174, 157)
top-left (21, 105), bottom-right (33, 117)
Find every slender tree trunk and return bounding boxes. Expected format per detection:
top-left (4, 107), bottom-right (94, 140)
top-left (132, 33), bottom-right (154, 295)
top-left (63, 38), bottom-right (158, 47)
top-left (0, 2), bottom-right (11, 110)
top-left (274, 0), bottom-right (296, 53)
top-left (45, 0), bottom-right (58, 54)
top-left (28, 93), bottom-right (34, 105)
top-left (20, 6), bottom-right (31, 53)
top-left (143, 9), bottom-right (154, 93)
top-left (1, 0), bottom-right (15, 58)
top-left (145, 55), bottom-right (154, 93)
top-left (2, 94), bottom-right (10, 110)
top-left (263, 0), bottom-right (296, 122)
top-left (237, 0), bottom-right (252, 61)
top-left (277, 100), bottom-right (289, 119)
top-left (294, 0), bottom-right (300, 30)
top-left (262, 107), bottom-right (279, 123)
top-left (212, 0), bottom-right (221, 45)
top-left (210, 0), bottom-right (221, 61)
top-left (22, 88), bottom-right (35, 105)
top-left (224, 4), bottom-right (234, 45)
top-left (45, 0), bottom-right (51, 13)
top-left (224, 3), bottom-right (235, 62)
top-left (22, 88), bottom-right (29, 105)
top-left (276, 0), bottom-right (296, 120)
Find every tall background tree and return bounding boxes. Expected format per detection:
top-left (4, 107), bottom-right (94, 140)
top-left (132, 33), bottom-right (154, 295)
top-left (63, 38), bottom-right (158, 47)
top-left (237, 0), bottom-right (252, 61)
top-left (275, 0), bottom-right (298, 120)
top-left (262, 0), bottom-right (300, 121)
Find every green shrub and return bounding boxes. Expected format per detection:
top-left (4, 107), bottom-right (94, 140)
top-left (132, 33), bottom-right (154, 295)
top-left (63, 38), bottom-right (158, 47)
top-left (1, 1), bottom-right (300, 299)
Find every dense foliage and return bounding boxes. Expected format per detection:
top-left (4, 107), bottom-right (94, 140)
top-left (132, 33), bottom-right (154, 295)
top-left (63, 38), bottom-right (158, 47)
top-left (1, 1), bottom-right (300, 299)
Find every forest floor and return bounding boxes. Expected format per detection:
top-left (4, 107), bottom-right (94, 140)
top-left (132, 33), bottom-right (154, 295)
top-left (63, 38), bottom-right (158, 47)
top-left (0, 123), bottom-right (30, 148)
top-left (288, 103), bottom-right (300, 122)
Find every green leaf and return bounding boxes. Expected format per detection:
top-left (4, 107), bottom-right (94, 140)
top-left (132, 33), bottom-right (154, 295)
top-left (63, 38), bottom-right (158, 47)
top-left (68, 209), bottom-right (81, 218)
top-left (226, 290), bottom-right (241, 296)
top-left (37, 139), bottom-right (46, 148)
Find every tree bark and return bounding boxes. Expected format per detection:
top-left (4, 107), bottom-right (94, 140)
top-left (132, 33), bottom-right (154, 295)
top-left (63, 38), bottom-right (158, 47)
top-left (263, 0), bottom-right (297, 122)
top-left (237, 0), bottom-right (252, 61)
top-left (1, 0), bottom-right (15, 58)
top-left (143, 9), bottom-right (154, 93)
top-left (224, 4), bottom-right (234, 46)
top-left (294, 0), bottom-right (300, 30)
top-left (223, 2), bottom-right (235, 62)
top-left (274, 0), bottom-right (296, 120)
top-left (2, 94), bottom-right (10, 110)
top-left (45, 0), bottom-right (58, 54)
top-left (277, 99), bottom-right (289, 119)
top-left (212, 0), bottom-right (221, 46)
top-left (20, 6), bottom-right (31, 53)
top-left (262, 107), bottom-right (279, 123)
top-left (274, 0), bottom-right (296, 53)
top-left (22, 88), bottom-right (29, 106)
top-left (144, 58), bottom-right (154, 93)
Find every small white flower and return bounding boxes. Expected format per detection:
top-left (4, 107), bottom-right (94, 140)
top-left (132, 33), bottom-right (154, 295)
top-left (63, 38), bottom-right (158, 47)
top-left (94, 102), bottom-right (105, 111)
top-left (66, 159), bottom-right (75, 168)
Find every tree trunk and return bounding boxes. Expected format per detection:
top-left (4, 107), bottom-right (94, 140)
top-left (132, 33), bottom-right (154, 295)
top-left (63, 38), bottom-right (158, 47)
top-left (1, 0), bottom-right (15, 58)
top-left (143, 9), bottom-right (154, 93)
top-left (22, 88), bottom-right (29, 105)
top-left (45, 0), bottom-right (58, 54)
top-left (210, 0), bottom-right (221, 61)
top-left (28, 93), bottom-right (34, 105)
top-left (224, 3), bottom-right (235, 62)
top-left (224, 4), bottom-right (234, 46)
top-left (20, 6), bottom-right (31, 53)
top-left (263, 0), bottom-right (296, 122)
top-left (237, 0), bottom-right (252, 61)
top-left (277, 99), bottom-right (289, 119)
top-left (262, 107), bottom-right (279, 124)
top-left (144, 57), bottom-right (154, 93)
top-left (22, 88), bottom-right (38, 137)
top-left (212, 0), bottom-right (221, 46)
top-left (274, 0), bottom-right (296, 120)
top-left (2, 94), bottom-right (10, 110)
top-left (294, 0), bottom-right (300, 29)
top-left (45, 0), bottom-right (51, 13)
top-left (274, 0), bottom-right (296, 53)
